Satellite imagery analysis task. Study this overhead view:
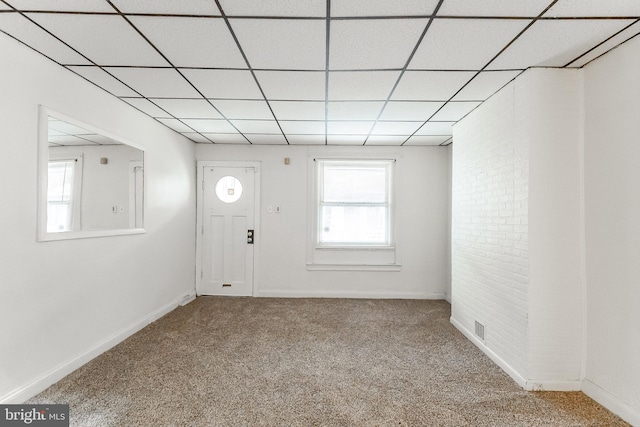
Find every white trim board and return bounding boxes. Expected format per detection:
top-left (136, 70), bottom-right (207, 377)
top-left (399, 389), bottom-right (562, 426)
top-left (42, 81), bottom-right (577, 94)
top-left (0, 292), bottom-right (195, 404)
top-left (257, 290), bottom-right (445, 300)
top-left (582, 379), bottom-right (640, 427)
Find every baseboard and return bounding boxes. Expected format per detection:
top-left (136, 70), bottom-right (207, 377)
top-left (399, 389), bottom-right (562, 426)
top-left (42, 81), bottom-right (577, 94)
top-left (0, 292), bottom-right (195, 404)
top-left (582, 379), bottom-right (640, 426)
top-left (256, 289), bottom-right (446, 300)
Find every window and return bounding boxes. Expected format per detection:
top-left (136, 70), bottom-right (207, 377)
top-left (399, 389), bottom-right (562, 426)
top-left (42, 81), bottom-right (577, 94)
top-left (47, 158), bottom-right (81, 232)
top-left (317, 160), bottom-right (391, 246)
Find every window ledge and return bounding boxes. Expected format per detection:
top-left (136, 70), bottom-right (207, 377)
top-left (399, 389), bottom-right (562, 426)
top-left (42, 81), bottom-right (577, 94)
top-left (306, 263), bottom-right (402, 272)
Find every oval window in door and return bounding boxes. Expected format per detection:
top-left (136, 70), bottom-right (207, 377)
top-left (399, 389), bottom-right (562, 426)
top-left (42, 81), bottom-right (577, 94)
top-left (215, 176), bottom-right (243, 203)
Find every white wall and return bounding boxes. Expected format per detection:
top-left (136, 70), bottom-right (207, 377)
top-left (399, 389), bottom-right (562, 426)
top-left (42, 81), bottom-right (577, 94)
top-left (582, 35), bottom-right (640, 425)
top-left (0, 34), bottom-right (196, 402)
top-left (196, 144), bottom-right (450, 299)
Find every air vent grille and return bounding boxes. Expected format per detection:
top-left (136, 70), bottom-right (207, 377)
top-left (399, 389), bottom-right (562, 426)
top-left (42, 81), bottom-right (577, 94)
top-left (474, 321), bottom-right (485, 341)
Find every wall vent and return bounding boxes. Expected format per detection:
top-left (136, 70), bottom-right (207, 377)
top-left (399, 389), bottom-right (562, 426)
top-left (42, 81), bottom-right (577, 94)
top-left (474, 321), bottom-right (485, 341)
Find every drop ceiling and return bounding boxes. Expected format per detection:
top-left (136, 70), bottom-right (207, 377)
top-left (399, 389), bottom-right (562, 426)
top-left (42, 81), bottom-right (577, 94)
top-left (1, 0), bottom-right (639, 146)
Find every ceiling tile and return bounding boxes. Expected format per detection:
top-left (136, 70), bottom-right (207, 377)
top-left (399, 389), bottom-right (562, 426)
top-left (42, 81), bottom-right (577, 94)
top-left (107, 68), bottom-right (201, 98)
top-left (181, 133), bottom-right (213, 143)
top-left (180, 69), bottom-right (263, 99)
top-left (370, 121), bottom-right (422, 135)
top-left (122, 98), bottom-right (171, 117)
top-left (327, 135), bottom-right (367, 145)
top-left (331, 0), bottom-right (440, 17)
top-left (230, 19), bottom-right (325, 70)
top-left (26, 13), bottom-right (169, 66)
top-left (48, 119), bottom-right (90, 134)
top-left (430, 102), bottom-right (480, 121)
top-left (327, 121), bottom-right (374, 135)
top-left (203, 133), bottom-right (249, 144)
top-left (255, 71), bottom-right (325, 100)
top-left (567, 21), bottom-right (640, 67)
top-left (404, 135), bottom-right (450, 145)
top-left (327, 101), bottom-right (385, 120)
top-left (67, 66), bottom-right (140, 97)
top-left (0, 4), bottom-right (11, 9)
top-left (182, 119), bottom-right (237, 133)
top-left (230, 120), bottom-right (282, 134)
top-left (211, 100), bottom-right (273, 120)
top-left (544, 0), bottom-right (640, 17)
top-left (219, 0), bottom-right (326, 17)
top-left (49, 135), bottom-right (98, 146)
top-left (437, 0), bottom-right (551, 17)
top-left (109, 0), bottom-right (220, 15)
top-left (156, 118), bottom-right (196, 133)
top-left (270, 101), bottom-right (325, 120)
top-left (379, 101), bottom-right (444, 121)
top-left (82, 134), bottom-right (121, 145)
top-left (287, 134), bottom-right (326, 145)
top-left (414, 121), bottom-right (454, 135)
top-left (392, 71), bottom-right (475, 100)
top-left (152, 99), bottom-right (223, 119)
top-left (488, 19), bottom-right (634, 69)
top-left (0, 14), bottom-right (91, 65)
top-left (330, 19), bottom-right (427, 70)
top-left (452, 70), bottom-right (521, 101)
top-left (409, 19), bottom-right (529, 70)
top-left (6, 0), bottom-right (115, 12)
top-left (328, 71), bottom-right (400, 100)
top-left (129, 17), bottom-right (245, 68)
top-left (365, 136), bottom-right (407, 145)
top-left (247, 134), bottom-right (288, 145)
top-left (279, 121), bottom-right (325, 134)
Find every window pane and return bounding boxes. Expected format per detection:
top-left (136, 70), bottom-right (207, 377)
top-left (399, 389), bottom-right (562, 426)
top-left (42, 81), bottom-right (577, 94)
top-left (320, 205), bottom-right (387, 244)
top-left (47, 160), bottom-right (75, 232)
top-left (323, 163), bottom-right (387, 203)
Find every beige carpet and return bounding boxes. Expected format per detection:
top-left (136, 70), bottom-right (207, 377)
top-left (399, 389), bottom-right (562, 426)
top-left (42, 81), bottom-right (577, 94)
top-left (29, 297), bottom-right (628, 426)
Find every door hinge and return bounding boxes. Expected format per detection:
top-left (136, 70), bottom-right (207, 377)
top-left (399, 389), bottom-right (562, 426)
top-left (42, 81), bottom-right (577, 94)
top-left (201, 226), bottom-right (204, 235)
top-left (247, 229), bottom-right (254, 244)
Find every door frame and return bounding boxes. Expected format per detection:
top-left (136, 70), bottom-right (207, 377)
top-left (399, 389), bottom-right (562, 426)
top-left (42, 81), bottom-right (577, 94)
top-left (195, 161), bottom-right (261, 296)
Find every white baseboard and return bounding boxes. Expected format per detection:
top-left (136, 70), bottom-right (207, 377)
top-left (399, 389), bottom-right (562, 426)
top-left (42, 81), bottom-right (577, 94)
top-left (256, 289), bottom-right (446, 300)
top-left (582, 379), bottom-right (640, 426)
top-left (0, 292), bottom-right (195, 404)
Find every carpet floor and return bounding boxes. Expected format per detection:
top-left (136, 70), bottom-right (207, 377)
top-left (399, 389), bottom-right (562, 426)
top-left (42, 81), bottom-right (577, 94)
top-left (29, 297), bottom-right (628, 426)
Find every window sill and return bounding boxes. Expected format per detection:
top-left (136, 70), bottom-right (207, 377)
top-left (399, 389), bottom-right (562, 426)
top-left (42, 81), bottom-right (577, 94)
top-left (306, 263), bottom-right (402, 272)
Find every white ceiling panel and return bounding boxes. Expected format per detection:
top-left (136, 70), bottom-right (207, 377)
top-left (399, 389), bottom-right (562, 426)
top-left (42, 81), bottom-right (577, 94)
top-left (181, 133), bottom-right (213, 143)
top-left (331, 0), bottom-right (440, 17)
top-left (255, 71), bottom-right (325, 100)
top-left (156, 119), bottom-right (195, 133)
top-left (129, 17), bottom-right (246, 68)
top-left (67, 66), bottom-right (142, 96)
top-left (247, 134), bottom-right (288, 145)
top-left (567, 21), bottom-right (640, 67)
top-left (109, 0), bottom-right (220, 15)
top-left (287, 134), bottom-right (326, 145)
top-left (488, 19), bottom-right (633, 69)
top-left (48, 120), bottom-right (91, 135)
top-left (230, 120), bottom-right (282, 134)
top-left (327, 102), bottom-right (385, 121)
top-left (279, 121), bottom-right (325, 134)
top-left (370, 121), bottom-right (422, 135)
top-left (152, 99), bottom-right (222, 119)
top-left (430, 102), bottom-right (480, 121)
top-left (182, 119), bottom-right (237, 133)
top-left (327, 135), bottom-right (367, 145)
top-left (365, 136), bottom-right (407, 145)
top-left (180, 69), bottom-right (263, 99)
top-left (122, 98), bottom-right (171, 117)
top-left (211, 100), bottom-right (273, 120)
top-left (438, 0), bottom-right (551, 17)
top-left (230, 19), bottom-right (325, 70)
top-left (404, 135), bottom-right (450, 145)
top-left (409, 19), bottom-right (529, 70)
top-left (544, 0), bottom-right (640, 17)
top-left (414, 121), bottom-right (455, 135)
top-left (6, 0), bottom-right (114, 12)
top-left (0, 14), bottom-right (91, 65)
top-left (0, 4), bottom-right (11, 9)
top-left (380, 101), bottom-right (444, 121)
top-left (219, 0), bottom-right (326, 17)
top-left (26, 13), bottom-right (169, 66)
top-left (203, 133), bottom-right (249, 144)
top-left (82, 134), bottom-right (121, 145)
top-left (452, 70), bottom-right (521, 101)
top-left (327, 121), bottom-right (374, 135)
top-left (330, 19), bottom-right (427, 70)
top-left (392, 71), bottom-right (475, 100)
top-left (270, 101), bottom-right (325, 120)
top-left (107, 68), bottom-right (200, 98)
top-left (328, 71), bottom-right (400, 101)
top-left (49, 135), bottom-right (98, 146)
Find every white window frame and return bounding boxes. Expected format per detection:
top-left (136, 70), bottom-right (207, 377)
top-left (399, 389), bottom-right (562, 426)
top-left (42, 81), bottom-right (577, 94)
top-left (307, 155), bottom-right (402, 271)
top-left (47, 154), bottom-right (83, 233)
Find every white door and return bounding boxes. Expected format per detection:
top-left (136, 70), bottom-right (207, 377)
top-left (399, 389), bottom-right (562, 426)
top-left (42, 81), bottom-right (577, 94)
top-left (199, 166), bottom-right (256, 296)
